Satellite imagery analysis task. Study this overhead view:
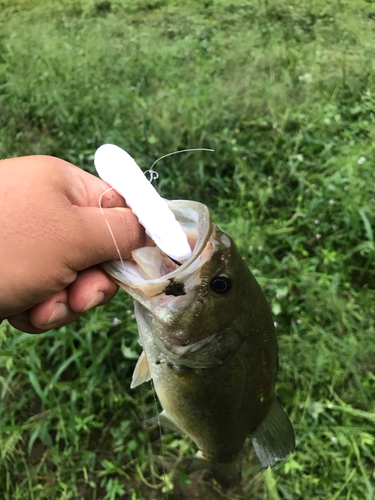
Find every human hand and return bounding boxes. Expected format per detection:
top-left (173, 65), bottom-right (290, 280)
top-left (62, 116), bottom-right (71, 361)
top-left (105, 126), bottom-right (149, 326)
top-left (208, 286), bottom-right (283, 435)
top-left (0, 155), bottom-right (152, 333)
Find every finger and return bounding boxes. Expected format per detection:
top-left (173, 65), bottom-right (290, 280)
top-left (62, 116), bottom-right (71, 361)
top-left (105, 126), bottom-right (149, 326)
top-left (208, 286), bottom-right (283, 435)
top-left (67, 205), bottom-right (154, 271)
top-left (14, 155), bottom-right (129, 209)
top-left (58, 158), bottom-right (129, 209)
top-left (68, 267), bottom-right (119, 313)
top-left (28, 290), bottom-right (81, 330)
top-left (8, 268), bottom-right (119, 333)
top-left (7, 311), bottom-right (50, 334)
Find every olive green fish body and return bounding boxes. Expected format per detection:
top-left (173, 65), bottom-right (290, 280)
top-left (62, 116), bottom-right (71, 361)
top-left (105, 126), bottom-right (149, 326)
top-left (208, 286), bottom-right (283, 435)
top-left (103, 200), bottom-right (294, 487)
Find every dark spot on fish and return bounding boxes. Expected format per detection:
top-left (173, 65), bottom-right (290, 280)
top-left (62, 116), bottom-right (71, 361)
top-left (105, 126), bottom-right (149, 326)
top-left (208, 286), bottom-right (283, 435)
top-left (155, 360), bottom-right (161, 365)
top-left (164, 278), bottom-right (186, 296)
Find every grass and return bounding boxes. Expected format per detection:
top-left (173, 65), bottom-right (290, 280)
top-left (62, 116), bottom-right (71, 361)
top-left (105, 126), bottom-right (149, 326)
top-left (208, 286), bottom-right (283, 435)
top-left (1, 0), bottom-right (375, 498)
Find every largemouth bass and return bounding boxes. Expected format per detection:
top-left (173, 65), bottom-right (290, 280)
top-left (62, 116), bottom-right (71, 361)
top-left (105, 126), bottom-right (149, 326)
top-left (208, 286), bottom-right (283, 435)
top-left (103, 200), bottom-right (295, 488)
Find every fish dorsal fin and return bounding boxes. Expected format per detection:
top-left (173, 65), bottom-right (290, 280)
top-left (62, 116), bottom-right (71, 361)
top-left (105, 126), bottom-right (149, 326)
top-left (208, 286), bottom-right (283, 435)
top-left (130, 351), bottom-right (151, 389)
top-left (252, 398), bottom-right (295, 468)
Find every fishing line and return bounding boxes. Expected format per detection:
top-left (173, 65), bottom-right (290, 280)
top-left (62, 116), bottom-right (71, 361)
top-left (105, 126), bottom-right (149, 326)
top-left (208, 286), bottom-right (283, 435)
top-left (99, 184), bottom-right (168, 493)
top-left (99, 184), bottom-right (169, 495)
top-left (99, 187), bottom-right (126, 271)
top-left (150, 148), bottom-right (214, 171)
top-left (149, 377), bottom-right (169, 498)
top-left (98, 147), bottom-right (214, 497)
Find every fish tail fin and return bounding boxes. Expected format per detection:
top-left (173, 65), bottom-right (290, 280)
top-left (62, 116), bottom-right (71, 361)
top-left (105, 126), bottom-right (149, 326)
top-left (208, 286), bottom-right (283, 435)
top-left (252, 398), bottom-right (295, 468)
top-left (185, 451), bottom-right (241, 491)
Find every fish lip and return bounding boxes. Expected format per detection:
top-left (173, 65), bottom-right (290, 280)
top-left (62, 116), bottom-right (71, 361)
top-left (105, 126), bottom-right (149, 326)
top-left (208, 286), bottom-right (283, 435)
top-left (156, 200), bottom-right (212, 282)
top-left (103, 200), bottom-right (212, 289)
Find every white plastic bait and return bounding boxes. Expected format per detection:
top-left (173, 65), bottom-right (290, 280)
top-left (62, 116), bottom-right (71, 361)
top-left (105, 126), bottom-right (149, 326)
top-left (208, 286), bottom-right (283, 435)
top-left (94, 144), bottom-right (192, 261)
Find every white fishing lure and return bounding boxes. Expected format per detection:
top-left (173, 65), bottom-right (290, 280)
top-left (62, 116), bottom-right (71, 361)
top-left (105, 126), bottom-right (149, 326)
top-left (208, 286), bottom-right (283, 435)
top-left (94, 144), bottom-right (192, 261)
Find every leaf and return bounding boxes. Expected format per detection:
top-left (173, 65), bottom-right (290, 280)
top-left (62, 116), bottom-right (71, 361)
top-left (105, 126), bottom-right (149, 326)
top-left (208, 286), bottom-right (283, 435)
top-left (39, 422), bottom-right (53, 448)
top-left (48, 351), bottom-right (82, 389)
top-left (28, 427), bottom-right (41, 456)
top-left (272, 303), bottom-right (282, 316)
top-left (121, 339), bottom-right (140, 360)
top-left (359, 209), bottom-right (373, 242)
top-left (28, 371), bottom-right (47, 405)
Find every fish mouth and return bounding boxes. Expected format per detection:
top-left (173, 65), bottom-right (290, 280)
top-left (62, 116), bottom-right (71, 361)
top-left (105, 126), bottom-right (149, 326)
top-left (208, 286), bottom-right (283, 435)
top-left (102, 200), bottom-right (213, 300)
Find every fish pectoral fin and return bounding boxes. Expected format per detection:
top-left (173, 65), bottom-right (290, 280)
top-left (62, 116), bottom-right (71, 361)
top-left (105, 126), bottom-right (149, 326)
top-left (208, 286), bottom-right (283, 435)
top-left (184, 451), bottom-right (241, 491)
top-left (145, 411), bottom-right (183, 435)
top-left (130, 351), bottom-right (151, 389)
top-left (252, 398), bottom-right (295, 468)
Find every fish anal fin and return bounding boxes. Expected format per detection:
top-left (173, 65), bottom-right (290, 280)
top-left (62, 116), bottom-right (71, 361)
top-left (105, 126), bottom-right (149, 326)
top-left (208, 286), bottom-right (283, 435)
top-left (130, 351), bottom-right (151, 389)
top-left (252, 398), bottom-right (295, 468)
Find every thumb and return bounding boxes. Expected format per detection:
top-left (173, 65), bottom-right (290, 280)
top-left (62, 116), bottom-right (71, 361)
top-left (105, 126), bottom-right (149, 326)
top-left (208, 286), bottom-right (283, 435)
top-left (68, 206), bottom-right (153, 271)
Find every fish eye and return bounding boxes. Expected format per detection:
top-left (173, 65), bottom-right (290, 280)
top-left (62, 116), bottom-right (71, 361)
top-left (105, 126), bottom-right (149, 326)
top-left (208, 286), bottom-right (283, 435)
top-left (210, 275), bottom-right (232, 295)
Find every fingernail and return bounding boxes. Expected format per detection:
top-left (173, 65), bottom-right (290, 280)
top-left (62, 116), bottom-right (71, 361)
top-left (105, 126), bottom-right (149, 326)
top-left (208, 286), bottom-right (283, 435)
top-left (84, 291), bottom-right (105, 311)
top-left (44, 302), bottom-right (69, 326)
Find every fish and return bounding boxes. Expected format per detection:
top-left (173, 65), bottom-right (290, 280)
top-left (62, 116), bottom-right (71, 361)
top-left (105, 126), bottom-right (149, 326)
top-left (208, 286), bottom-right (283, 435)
top-left (103, 200), bottom-right (295, 489)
